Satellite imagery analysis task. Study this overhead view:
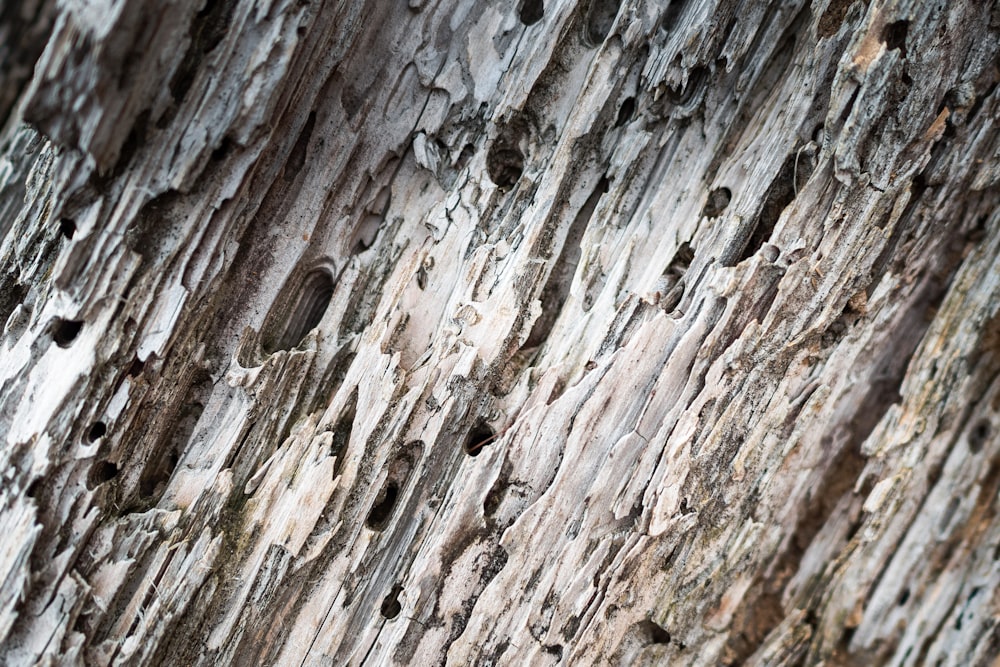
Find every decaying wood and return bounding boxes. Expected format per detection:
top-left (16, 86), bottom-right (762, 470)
top-left (0, 0), bottom-right (998, 664)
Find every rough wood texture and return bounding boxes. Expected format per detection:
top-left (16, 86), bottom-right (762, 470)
top-left (1, 0), bottom-right (998, 664)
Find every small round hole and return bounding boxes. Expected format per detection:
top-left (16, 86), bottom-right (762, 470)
top-left (702, 187), bottom-right (731, 218)
top-left (52, 319), bottom-right (83, 348)
top-left (380, 585), bottom-right (403, 619)
top-left (464, 422), bottom-right (496, 457)
top-left (640, 619), bottom-right (671, 645)
top-left (969, 419), bottom-right (991, 454)
top-left (486, 145), bottom-right (524, 190)
top-left (486, 118), bottom-right (531, 192)
top-left (87, 421), bottom-right (107, 442)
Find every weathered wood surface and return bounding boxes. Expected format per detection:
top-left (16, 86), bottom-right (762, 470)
top-left (0, 0), bottom-right (998, 664)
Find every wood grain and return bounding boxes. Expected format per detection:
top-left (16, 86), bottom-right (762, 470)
top-left (0, 0), bottom-right (998, 664)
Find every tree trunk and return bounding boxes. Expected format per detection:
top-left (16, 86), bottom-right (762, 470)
top-left (1, 0), bottom-right (998, 664)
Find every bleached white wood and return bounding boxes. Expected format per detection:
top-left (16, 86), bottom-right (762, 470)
top-left (0, 0), bottom-right (998, 665)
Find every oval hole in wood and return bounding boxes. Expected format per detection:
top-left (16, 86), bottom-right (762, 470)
top-left (702, 187), bottom-right (731, 218)
top-left (518, 0), bottom-right (544, 25)
top-left (464, 421), bottom-right (496, 457)
top-left (87, 460), bottom-right (118, 488)
top-left (615, 97), bottom-right (636, 127)
top-left (87, 421), bottom-right (107, 442)
top-left (664, 65), bottom-right (708, 110)
top-left (487, 117), bottom-right (532, 191)
top-left (968, 419), bottom-right (991, 453)
top-left (486, 144), bottom-right (524, 190)
top-left (263, 267), bottom-right (335, 354)
top-left (364, 440), bottom-right (421, 530)
top-left (0, 281), bottom-right (26, 330)
top-left (638, 619), bottom-right (671, 645)
top-left (380, 584), bottom-right (403, 619)
top-left (127, 355), bottom-right (146, 377)
top-left (365, 481), bottom-right (399, 530)
top-left (584, 0), bottom-right (622, 46)
top-left (52, 318), bottom-right (83, 347)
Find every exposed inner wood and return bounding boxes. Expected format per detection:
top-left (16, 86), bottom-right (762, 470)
top-left (0, 0), bottom-right (998, 665)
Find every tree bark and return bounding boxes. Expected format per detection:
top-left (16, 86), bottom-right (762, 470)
top-left (1, 0), bottom-right (998, 664)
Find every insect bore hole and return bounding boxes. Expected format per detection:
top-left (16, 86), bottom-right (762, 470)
top-left (59, 218), bottom-right (76, 240)
top-left (615, 96), bottom-right (636, 127)
top-left (702, 187), bottom-right (731, 218)
top-left (968, 419), bottom-right (991, 454)
top-left (87, 421), bottom-right (107, 442)
top-left (881, 20), bottom-right (909, 57)
top-left (87, 460), bottom-right (119, 488)
top-left (664, 66), bottom-right (708, 108)
top-left (486, 144), bottom-right (524, 191)
top-left (262, 267), bottom-right (336, 354)
top-left (52, 318), bottom-right (83, 348)
top-left (518, 0), bottom-right (544, 25)
top-left (639, 619), bottom-right (672, 645)
top-left (584, 0), bottom-right (623, 46)
top-left (464, 421), bottom-right (496, 457)
top-left (380, 584), bottom-right (403, 619)
top-left (366, 480), bottom-right (399, 530)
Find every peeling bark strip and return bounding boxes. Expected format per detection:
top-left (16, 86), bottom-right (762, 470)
top-left (0, 0), bottom-right (998, 664)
